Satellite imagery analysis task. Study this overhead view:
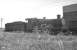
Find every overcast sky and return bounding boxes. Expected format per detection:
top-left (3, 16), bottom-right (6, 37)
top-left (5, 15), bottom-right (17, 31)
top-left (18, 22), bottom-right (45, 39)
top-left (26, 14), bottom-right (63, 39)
top-left (0, 0), bottom-right (77, 28)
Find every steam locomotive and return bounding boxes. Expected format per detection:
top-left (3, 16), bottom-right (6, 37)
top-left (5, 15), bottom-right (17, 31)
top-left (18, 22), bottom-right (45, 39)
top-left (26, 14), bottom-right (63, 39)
top-left (5, 15), bottom-right (62, 35)
top-left (25, 16), bottom-right (62, 35)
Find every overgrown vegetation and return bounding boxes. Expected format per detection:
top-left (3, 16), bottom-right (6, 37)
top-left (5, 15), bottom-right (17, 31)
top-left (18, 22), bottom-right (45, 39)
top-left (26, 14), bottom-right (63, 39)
top-left (0, 31), bottom-right (74, 50)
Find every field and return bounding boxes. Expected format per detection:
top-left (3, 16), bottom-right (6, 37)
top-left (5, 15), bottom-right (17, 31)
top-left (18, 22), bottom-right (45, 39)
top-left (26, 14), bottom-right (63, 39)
top-left (0, 31), bottom-right (75, 50)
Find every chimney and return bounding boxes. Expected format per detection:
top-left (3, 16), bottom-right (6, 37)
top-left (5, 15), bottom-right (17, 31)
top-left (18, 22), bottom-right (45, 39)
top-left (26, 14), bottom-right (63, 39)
top-left (57, 14), bottom-right (61, 19)
top-left (43, 17), bottom-right (46, 19)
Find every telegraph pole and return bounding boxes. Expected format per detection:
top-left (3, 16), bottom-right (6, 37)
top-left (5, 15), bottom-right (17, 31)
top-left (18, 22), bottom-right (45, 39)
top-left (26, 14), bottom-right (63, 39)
top-left (1, 18), bottom-right (3, 28)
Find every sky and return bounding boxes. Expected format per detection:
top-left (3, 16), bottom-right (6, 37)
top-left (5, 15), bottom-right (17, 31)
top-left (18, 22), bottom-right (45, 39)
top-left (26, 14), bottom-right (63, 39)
top-left (0, 0), bottom-right (77, 28)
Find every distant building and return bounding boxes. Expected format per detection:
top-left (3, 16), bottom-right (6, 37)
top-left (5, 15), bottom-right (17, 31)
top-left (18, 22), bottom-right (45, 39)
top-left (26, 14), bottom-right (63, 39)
top-left (63, 4), bottom-right (77, 31)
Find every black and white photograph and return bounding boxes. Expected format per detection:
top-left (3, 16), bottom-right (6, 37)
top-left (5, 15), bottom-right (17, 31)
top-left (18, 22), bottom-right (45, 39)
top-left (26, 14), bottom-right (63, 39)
top-left (0, 0), bottom-right (76, 50)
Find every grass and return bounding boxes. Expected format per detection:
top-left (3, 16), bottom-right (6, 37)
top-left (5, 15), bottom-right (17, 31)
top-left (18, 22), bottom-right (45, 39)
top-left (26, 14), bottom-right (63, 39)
top-left (0, 31), bottom-right (74, 50)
